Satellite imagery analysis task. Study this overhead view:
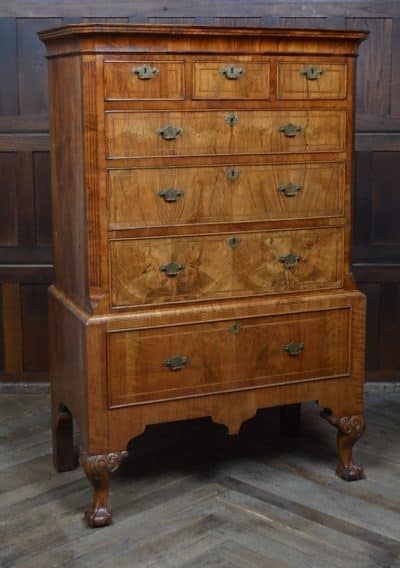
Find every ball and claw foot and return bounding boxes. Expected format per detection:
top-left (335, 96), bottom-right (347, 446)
top-left (80, 450), bottom-right (128, 528)
top-left (320, 410), bottom-right (365, 482)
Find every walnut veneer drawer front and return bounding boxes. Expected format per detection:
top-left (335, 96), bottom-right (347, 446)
top-left (108, 162), bottom-right (345, 229)
top-left (107, 307), bottom-right (350, 406)
top-left (277, 62), bottom-right (347, 99)
top-left (110, 227), bottom-right (343, 307)
top-left (104, 60), bottom-right (185, 100)
top-left (105, 110), bottom-right (346, 158)
top-left (193, 61), bottom-right (270, 99)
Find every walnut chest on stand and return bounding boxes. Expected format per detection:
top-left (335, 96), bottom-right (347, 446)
top-left (39, 24), bottom-right (368, 527)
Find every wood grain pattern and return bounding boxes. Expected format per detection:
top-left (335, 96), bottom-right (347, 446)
top-left (40, 24), bottom-right (367, 525)
top-left (104, 59), bottom-right (185, 101)
top-left (110, 227), bottom-right (344, 306)
top-left (108, 161), bottom-right (345, 229)
top-left (277, 62), bottom-right (347, 100)
top-left (193, 60), bottom-right (270, 99)
top-left (106, 110), bottom-right (347, 158)
top-left (107, 307), bottom-right (350, 407)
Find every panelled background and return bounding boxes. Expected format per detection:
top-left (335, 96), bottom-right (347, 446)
top-left (0, 1), bottom-right (399, 382)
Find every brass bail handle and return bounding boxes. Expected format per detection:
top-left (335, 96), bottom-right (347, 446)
top-left (159, 261), bottom-right (185, 277)
top-left (157, 125), bottom-right (183, 140)
top-left (131, 64), bottom-right (160, 80)
top-left (163, 355), bottom-right (189, 371)
top-left (219, 64), bottom-right (245, 80)
top-left (300, 65), bottom-right (324, 80)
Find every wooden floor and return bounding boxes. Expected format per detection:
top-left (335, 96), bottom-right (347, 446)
top-left (1, 386), bottom-right (400, 568)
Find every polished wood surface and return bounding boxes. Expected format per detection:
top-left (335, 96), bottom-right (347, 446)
top-left (108, 161), bottom-right (345, 229)
top-left (276, 62), bottom-right (347, 100)
top-left (106, 110), bottom-right (347, 158)
top-left (110, 227), bottom-right (344, 306)
top-left (108, 306), bottom-right (350, 407)
top-left (40, 24), bottom-right (367, 526)
top-left (104, 59), bottom-right (185, 101)
top-left (193, 60), bottom-right (270, 100)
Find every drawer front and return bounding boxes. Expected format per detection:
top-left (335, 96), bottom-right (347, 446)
top-left (110, 227), bottom-right (343, 307)
top-left (105, 110), bottom-right (346, 158)
top-left (104, 60), bottom-right (185, 100)
top-left (108, 162), bottom-right (345, 229)
top-left (107, 307), bottom-right (351, 406)
top-left (193, 61), bottom-right (270, 99)
top-left (277, 62), bottom-right (347, 99)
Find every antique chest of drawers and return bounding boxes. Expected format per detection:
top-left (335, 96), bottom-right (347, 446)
top-left (39, 24), bottom-right (368, 527)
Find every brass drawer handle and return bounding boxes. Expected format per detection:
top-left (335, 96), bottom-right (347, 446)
top-left (159, 261), bottom-right (185, 277)
top-left (283, 341), bottom-right (304, 357)
top-left (158, 188), bottom-right (184, 203)
top-left (228, 236), bottom-right (241, 248)
top-left (278, 182), bottom-right (302, 197)
top-left (226, 168), bottom-right (241, 181)
top-left (225, 112), bottom-right (239, 127)
top-left (300, 65), bottom-right (324, 80)
top-left (279, 253), bottom-right (302, 269)
top-left (157, 125), bottom-right (183, 140)
top-left (219, 64), bottom-right (245, 80)
top-left (163, 355), bottom-right (189, 371)
top-left (131, 64), bottom-right (160, 80)
top-left (279, 123), bottom-right (302, 138)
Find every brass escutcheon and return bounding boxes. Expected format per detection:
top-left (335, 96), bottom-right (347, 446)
top-left (229, 322), bottom-right (242, 334)
top-left (225, 112), bottom-right (239, 127)
top-left (226, 168), bottom-right (241, 181)
top-left (228, 236), bottom-right (241, 248)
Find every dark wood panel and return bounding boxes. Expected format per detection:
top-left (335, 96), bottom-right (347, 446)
top-left (21, 284), bottom-right (49, 372)
top-left (371, 153), bottom-right (400, 245)
top-left (33, 151), bottom-right (52, 247)
top-left (3, 1), bottom-right (400, 17)
top-left (0, 152), bottom-right (18, 246)
top-left (347, 18), bottom-right (392, 116)
top-left (391, 18), bottom-right (400, 117)
top-left (16, 18), bottom-right (62, 116)
top-left (0, 18), bottom-right (17, 116)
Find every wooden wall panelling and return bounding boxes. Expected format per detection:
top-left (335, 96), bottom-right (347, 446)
top-left (0, 2), bottom-right (400, 381)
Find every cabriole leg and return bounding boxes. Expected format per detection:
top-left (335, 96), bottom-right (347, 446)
top-left (321, 410), bottom-right (365, 481)
top-left (80, 450), bottom-right (128, 528)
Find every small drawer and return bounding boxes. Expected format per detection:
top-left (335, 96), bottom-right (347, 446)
top-left (193, 61), bottom-right (270, 99)
top-left (108, 162), bottom-right (345, 230)
top-left (104, 60), bottom-right (185, 100)
top-left (277, 62), bottom-right (347, 99)
top-left (107, 307), bottom-right (351, 406)
top-left (110, 227), bottom-right (343, 307)
top-left (105, 110), bottom-right (346, 158)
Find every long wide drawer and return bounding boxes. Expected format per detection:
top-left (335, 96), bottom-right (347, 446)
top-left (108, 162), bottom-right (345, 229)
top-left (107, 307), bottom-right (351, 406)
top-left (105, 110), bottom-right (346, 158)
top-left (110, 227), bottom-right (343, 307)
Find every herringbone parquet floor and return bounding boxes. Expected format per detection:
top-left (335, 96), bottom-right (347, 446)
top-left (1, 386), bottom-right (400, 567)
